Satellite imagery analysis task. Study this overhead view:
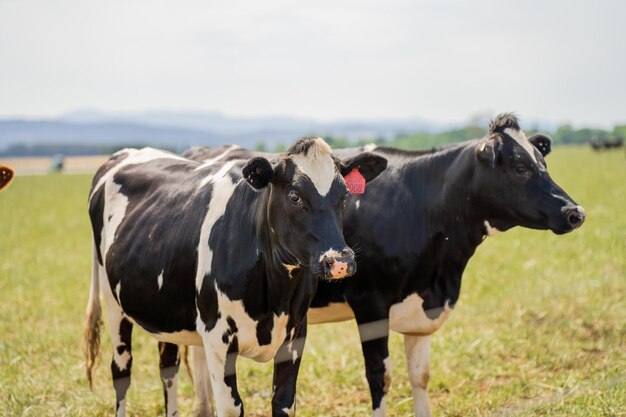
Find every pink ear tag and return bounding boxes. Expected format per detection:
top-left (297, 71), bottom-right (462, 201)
top-left (344, 168), bottom-right (366, 194)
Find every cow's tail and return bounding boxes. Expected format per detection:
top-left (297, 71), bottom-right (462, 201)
top-left (83, 239), bottom-right (103, 389)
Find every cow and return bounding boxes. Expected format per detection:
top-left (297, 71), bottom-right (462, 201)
top-left (182, 113), bottom-right (585, 417)
top-left (590, 137), bottom-right (624, 151)
top-left (0, 164), bottom-right (14, 191)
top-left (83, 137), bottom-right (387, 417)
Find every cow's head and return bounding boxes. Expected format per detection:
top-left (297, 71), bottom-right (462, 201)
top-left (474, 113), bottom-right (585, 234)
top-left (242, 137), bottom-right (387, 279)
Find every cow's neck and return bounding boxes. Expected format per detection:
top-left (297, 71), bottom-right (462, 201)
top-left (403, 142), bottom-right (488, 308)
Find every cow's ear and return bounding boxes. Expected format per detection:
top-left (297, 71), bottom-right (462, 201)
top-left (0, 164), bottom-right (14, 191)
top-left (340, 152), bottom-right (388, 183)
top-left (476, 137), bottom-right (501, 169)
top-left (528, 133), bottom-right (552, 157)
top-left (242, 157), bottom-right (274, 189)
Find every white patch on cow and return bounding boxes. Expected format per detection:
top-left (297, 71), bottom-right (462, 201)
top-left (290, 137), bottom-right (336, 197)
top-left (363, 143), bottom-right (378, 152)
top-left (195, 145), bottom-right (242, 169)
top-left (404, 334), bottom-right (432, 416)
top-left (282, 401), bottom-right (295, 417)
top-left (355, 199), bottom-right (360, 210)
top-left (389, 293), bottom-right (452, 335)
top-left (99, 272), bottom-right (132, 372)
top-left (115, 282), bottom-right (122, 302)
top-left (89, 147), bottom-right (186, 203)
top-left (100, 182), bottom-right (128, 265)
top-left (191, 346), bottom-right (215, 417)
top-left (214, 283), bottom-right (290, 361)
top-left (147, 329), bottom-right (203, 346)
top-left (484, 220), bottom-right (500, 237)
top-left (157, 271), bottom-right (164, 290)
top-left (116, 399), bottom-right (126, 417)
top-left (198, 323), bottom-right (242, 417)
top-left (308, 302), bottom-right (355, 324)
top-left (198, 160), bottom-right (238, 189)
top-left (504, 127), bottom-right (537, 163)
top-left (161, 372), bottom-right (179, 417)
top-left (195, 163), bottom-right (240, 291)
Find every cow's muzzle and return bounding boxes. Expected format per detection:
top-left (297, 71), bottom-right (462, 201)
top-left (562, 205), bottom-right (586, 230)
top-left (320, 248), bottom-right (356, 280)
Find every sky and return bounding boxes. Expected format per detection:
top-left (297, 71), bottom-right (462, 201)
top-left (0, 0), bottom-right (625, 127)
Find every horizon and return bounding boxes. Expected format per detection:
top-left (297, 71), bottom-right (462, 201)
top-left (0, 107), bottom-right (622, 132)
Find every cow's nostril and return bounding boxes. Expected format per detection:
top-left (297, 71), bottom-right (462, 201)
top-left (322, 256), bottom-right (335, 269)
top-left (564, 206), bottom-right (585, 229)
top-left (340, 249), bottom-right (354, 258)
top-left (569, 213), bottom-right (582, 226)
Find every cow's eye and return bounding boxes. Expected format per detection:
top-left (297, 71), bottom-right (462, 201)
top-left (288, 190), bottom-right (302, 205)
top-left (514, 164), bottom-right (531, 178)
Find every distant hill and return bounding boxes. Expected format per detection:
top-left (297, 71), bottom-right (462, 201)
top-left (0, 110), bottom-right (446, 156)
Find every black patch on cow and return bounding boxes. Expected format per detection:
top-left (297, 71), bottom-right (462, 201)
top-left (222, 317), bottom-right (238, 344)
top-left (158, 342), bottom-right (180, 369)
top-left (489, 112), bottom-right (520, 133)
top-left (88, 185), bottom-right (105, 265)
top-left (256, 314), bottom-right (274, 346)
top-left (226, 316), bottom-right (238, 333)
top-left (198, 273), bottom-right (219, 334)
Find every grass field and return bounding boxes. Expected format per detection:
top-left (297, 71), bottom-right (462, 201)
top-left (0, 146), bottom-right (624, 417)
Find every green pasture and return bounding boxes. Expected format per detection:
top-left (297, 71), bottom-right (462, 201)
top-left (0, 146), bottom-right (624, 416)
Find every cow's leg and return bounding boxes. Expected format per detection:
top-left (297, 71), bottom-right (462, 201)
top-left (351, 304), bottom-right (392, 417)
top-left (404, 334), bottom-right (432, 417)
top-left (192, 345), bottom-right (215, 417)
top-left (199, 330), bottom-right (243, 417)
top-left (103, 298), bottom-right (133, 417)
top-left (271, 321), bottom-right (307, 417)
top-left (158, 342), bottom-right (180, 417)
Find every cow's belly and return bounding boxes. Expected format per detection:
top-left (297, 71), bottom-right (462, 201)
top-left (147, 329), bottom-right (203, 346)
top-left (308, 302), bottom-right (355, 324)
top-left (389, 293), bottom-right (452, 335)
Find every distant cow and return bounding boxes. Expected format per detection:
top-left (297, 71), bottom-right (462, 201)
top-left (185, 114), bottom-right (585, 417)
top-left (591, 137), bottom-right (624, 151)
top-left (0, 164), bottom-right (14, 191)
top-left (83, 137), bottom-right (387, 417)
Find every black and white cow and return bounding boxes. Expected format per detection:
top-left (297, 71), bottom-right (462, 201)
top-left (83, 137), bottom-right (387, 417)
top-left (184, 113), bottom-right (585, 416)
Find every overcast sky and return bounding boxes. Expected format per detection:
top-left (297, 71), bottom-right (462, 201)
top-left (1, 0), bottom-right (624, 127)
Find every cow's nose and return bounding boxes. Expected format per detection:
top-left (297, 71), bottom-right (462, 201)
top-left (321, 249), bottom-right (356, 279)
top-left (563, 205), bottom-right (585, 229)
